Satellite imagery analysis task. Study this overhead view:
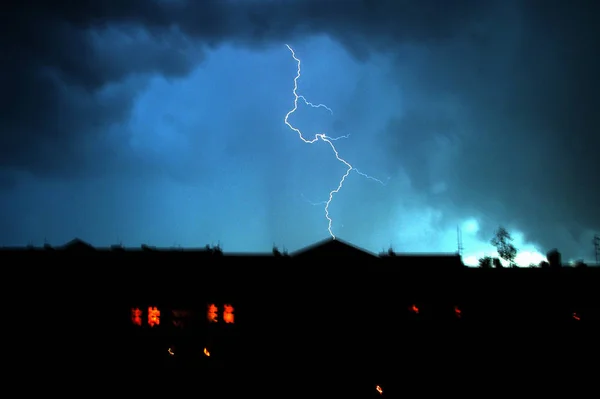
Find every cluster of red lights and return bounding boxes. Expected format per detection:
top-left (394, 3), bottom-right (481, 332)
top-left (130, 303), bottom-right (235, 327)
top-left (207, 303), bottom-right (235, 324)
top-left (131, 304), bottom-right (582, 327)
top-left (131, 306), bottom-right (161, 327)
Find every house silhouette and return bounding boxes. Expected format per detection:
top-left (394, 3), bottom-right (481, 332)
top-left (291, 237), bottom-right (377, 258)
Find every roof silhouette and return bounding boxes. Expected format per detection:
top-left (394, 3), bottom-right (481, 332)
top-left (291, 237), bottom-right (377, 257)
top-left (61, 238), bottom-right (95, 251)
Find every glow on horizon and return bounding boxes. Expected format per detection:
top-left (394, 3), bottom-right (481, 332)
top-left (460, 219), bottom-right (548, 267)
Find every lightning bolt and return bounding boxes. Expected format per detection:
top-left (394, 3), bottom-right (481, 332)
top-left (284, 44), bottom-right (387, 239)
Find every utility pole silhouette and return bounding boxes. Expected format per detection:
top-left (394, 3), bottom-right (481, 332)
top-left (457, 226), bottom-right (464, 256)
top-left (594, 234), bottom-right (599, 264)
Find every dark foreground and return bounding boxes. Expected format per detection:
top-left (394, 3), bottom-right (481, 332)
top-left (118, 328), bottom-right (599, 398)
top-left (9, 265), bottom-right (600, 394)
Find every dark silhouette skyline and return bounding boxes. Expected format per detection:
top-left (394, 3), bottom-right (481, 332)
top-left (4, 229), bottom-right (598, 386)
top-left (4, 234), bottom-right (597, 268)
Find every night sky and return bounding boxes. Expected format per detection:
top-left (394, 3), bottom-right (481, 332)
top-left (1, 0), bottom-right (599, 265)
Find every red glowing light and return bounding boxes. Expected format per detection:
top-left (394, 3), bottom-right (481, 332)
top-left (131, 308), bottom-right (142, 326)
top-left (147, 306), bottom-right (160, 327)
top-left (207, 304), bottom-right (218, 323)
top-left (223, 304), bottom-right (235, 324)
top-left (454, 306), bottom-right (462, 318)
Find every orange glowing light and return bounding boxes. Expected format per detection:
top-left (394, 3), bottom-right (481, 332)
top-left (223, 304), bottom-right (235, 324)
top-left (573, 313), bottom-right (581, 321)
top-left (410, 304), bottom-right (419, 314)
top-left (207, 304), bottom-right (218, 323)
top-left (454, 306), bottom-right (462, 318)
top-left (148, 306), bottom-right (160, 327)
top-left (131, 307), bottom-right (142, 326)
top-left (204, 347), bottom-right (210, 357)
top-left (376, 385), bottom-right (383, 394)
top-left (168, 347), bottom-right (174, 356)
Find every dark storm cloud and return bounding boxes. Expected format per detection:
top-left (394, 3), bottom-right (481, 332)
top-left (1, 0), bottom-right (598, 256)
top-left (0, 0), bottom-right (200, 176)
top-left (393, 1), bottom-right (600, 256)
top-left (0, 0), bottom-right (484, 174)
top-left (393, 1), bottom-right (599, 257)
top-left (0, 171), bottom-right (17, 191)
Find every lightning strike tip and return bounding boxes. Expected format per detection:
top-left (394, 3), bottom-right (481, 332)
top-left (284, 44), bottom-right (383, 240)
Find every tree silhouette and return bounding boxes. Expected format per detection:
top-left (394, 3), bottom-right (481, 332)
top-left (388, 246), bottom-right (396, 256)
top-left (478, 256), bottom-right (492, 268)
top-left (492, 257), bottom-right (503, 269)
top-left (491, 226), bottom-right (518, 267)
top-left (539, 260), bottom-right (550, 269)
top-left (205, 243), bottom-right (223, 255)
top-left (273, 244), bottom-right (290, 257)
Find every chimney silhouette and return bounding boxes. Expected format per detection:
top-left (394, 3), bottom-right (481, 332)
top-left (547, 249), bottom-right (562, 269)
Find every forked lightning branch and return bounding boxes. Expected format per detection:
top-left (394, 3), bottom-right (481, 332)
top-left (283, 44), bottom-right (386, 239)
